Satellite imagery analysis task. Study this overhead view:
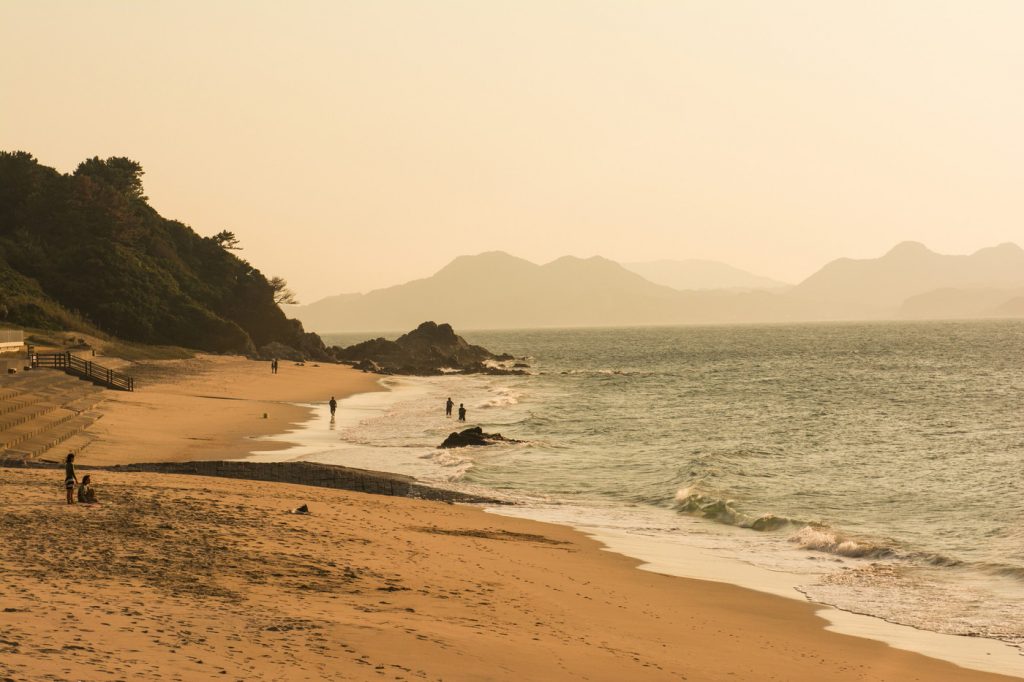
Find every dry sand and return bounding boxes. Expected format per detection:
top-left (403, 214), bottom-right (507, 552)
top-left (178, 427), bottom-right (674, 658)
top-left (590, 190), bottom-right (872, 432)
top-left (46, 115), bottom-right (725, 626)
top-left (3, 354), bottom-right (1020, 680)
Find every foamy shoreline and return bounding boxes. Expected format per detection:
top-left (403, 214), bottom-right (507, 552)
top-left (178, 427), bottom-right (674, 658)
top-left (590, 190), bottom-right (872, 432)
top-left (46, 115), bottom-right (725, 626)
top-left (264, 374), bottom-right (1024, 678)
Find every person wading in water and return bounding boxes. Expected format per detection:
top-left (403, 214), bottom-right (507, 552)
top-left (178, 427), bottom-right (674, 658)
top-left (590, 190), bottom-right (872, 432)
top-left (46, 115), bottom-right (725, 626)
top-left (445, 397), bottom-right (454, 417)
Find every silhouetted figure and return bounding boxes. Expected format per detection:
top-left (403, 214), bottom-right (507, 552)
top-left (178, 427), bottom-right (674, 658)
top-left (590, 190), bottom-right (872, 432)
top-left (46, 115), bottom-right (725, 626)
top-left (329, 396), bottom-right (337, 417)
top-left (458, 403), bottom-right (466, 422)
top-left (77, 474), bottom-right (98, 504)
top-left (64, 452), bottom-right (77, 505)
top-left (271, 358), bottom-right (279, 374)
top-left (445, 397), bottom-right (454, 417)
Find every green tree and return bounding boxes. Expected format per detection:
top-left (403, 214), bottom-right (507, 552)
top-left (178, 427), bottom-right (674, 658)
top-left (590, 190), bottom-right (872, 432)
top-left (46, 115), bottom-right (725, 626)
top-left (74, 156), bottom-right (147, 201)
top-left (269, 276), bottom-right (299, 305)
top-left (211, 230), bottom-right (242, 250)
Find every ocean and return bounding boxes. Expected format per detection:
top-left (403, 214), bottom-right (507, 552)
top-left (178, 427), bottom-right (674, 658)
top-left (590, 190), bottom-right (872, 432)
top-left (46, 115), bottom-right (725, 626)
top-left (277, 322), bottom-right (1023, 673)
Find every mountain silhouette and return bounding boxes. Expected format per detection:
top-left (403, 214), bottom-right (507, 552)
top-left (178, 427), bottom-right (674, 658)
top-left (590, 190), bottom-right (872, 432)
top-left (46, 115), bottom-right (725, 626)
top-left (290, 243), bottom-right (1024, 333)
top-left (293, 252), bottom-right (688, 332)
top-left (793, 242), bottom-right (1024, 310)
top-left (290, 251), bottom-right (822, 332)
top-left (623, 259), bottom-right (790, 291)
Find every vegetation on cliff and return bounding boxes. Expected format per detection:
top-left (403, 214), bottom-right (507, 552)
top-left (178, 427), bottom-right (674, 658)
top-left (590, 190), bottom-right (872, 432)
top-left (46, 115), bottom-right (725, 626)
top-left (0, 152), bottom-right (325, 357)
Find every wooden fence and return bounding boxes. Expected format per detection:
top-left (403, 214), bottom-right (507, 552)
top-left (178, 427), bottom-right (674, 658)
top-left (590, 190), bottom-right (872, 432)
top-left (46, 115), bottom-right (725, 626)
top-left (29, 350), bottom-right (134, 391)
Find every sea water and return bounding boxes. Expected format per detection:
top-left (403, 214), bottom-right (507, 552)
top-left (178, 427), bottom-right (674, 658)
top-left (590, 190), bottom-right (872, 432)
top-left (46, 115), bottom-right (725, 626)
top-left (284, 322), bottom-right (1023, 672)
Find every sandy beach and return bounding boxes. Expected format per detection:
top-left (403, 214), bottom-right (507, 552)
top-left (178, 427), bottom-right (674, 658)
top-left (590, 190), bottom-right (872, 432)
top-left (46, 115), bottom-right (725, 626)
top-left (2, 355), bottom-right (1021, 681)
top-left (79, 355), bottom-right (384, 466)
top-left (2, 467), bottom-right (1020, 682)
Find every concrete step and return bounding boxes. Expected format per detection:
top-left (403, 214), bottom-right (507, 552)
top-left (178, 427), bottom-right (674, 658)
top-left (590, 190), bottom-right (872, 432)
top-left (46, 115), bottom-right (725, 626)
top-left (0, 367), bottom-right (109, 463)
top-left (0, 407), bottom-right (77, 450)
top-left (62, 394), bottom-right (106, 414)
top-left (12, 413), bottom-right (101, 461)
top-left (0, 387), bottom-right (23, 401)
top-left (0, 392), bottom-right (51, 416)
top-left (0, 402), bottom-right (59, 431)
top-left (35, 431), bottom-right (96, 463)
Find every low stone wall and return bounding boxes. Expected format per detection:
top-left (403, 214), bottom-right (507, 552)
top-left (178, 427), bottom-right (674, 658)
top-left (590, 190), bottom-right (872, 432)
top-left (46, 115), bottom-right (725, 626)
top-left (2, 458), bottom-right (504, 505)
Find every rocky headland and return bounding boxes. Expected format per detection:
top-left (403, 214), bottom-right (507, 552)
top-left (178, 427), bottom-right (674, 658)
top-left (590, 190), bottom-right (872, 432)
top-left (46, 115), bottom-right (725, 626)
top-left (333, 321), bottom-right (527, 376)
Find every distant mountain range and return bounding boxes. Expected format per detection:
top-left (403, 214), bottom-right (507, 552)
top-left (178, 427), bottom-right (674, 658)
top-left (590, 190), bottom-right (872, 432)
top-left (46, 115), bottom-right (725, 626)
top-left (289, 242), bottom-right (1024, 333)
top-left (622, 259), bottom-right (790, 291)
top-left (793, 241), bottom-right (1024, 309)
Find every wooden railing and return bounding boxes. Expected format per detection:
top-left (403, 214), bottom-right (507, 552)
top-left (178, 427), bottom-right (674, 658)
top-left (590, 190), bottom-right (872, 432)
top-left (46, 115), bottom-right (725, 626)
top-left (28, 350), bottom-right (134, 391)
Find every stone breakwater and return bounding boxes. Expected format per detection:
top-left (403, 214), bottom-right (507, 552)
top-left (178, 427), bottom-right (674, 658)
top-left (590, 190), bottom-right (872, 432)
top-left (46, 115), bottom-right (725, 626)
top-left (1, 459), bottom-right (506, 505)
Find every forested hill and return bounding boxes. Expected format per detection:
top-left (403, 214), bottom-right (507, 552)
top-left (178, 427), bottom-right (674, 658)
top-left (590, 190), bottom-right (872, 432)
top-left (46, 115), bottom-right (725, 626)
top-left (0, 151), bottom-right (325, 358)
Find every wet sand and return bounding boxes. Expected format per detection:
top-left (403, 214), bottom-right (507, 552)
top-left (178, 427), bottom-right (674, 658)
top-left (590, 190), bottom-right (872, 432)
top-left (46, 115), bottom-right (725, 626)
top-left (80, 354), bottom-right (383, 465)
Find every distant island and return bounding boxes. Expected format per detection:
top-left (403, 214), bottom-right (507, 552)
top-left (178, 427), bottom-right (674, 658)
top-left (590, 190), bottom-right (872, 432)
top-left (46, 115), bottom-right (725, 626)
top-left (288, 243), bottom-right (1024, 333)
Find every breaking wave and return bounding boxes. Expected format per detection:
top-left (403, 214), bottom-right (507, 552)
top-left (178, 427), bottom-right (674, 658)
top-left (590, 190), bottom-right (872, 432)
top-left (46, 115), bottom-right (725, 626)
top-left (674, 486), bottom-right (803, 531)
top-left (788, 525), bottom-right (895, 559)
top-left (674, 486), bottom-right (899, 560)
top-left (475, 387), bottom-right (522, 409)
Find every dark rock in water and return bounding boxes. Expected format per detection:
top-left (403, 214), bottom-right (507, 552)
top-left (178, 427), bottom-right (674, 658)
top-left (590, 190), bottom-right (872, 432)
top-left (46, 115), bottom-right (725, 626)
top-left (334, 321), bottom-right (528, 376)
top-left (439, 426), bottom-right (523, 449)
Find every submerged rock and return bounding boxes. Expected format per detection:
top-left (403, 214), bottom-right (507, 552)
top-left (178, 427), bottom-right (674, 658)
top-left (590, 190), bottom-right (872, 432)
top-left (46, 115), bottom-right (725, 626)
top-left (438, 427), bottom-right (523, 449)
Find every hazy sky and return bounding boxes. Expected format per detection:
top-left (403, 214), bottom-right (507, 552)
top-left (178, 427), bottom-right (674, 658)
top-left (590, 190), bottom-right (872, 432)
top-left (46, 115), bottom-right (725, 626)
top-left (3, 1), bottom-right (1022, 301)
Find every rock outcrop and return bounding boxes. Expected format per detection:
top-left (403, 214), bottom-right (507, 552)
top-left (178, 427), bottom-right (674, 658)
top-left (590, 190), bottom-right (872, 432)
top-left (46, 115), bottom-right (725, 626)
top-left (438, 427), bottom-right (523, 449)
top-left (334, 321), bottom-right (525, 376)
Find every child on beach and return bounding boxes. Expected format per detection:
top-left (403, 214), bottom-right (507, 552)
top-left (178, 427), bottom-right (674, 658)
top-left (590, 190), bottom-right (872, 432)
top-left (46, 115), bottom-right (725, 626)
top-left (329, 396), bottom-right (337, 417)
top-left (77, 474), bottom-right (98, 504)
top-left (64, 452), bottom-right (77, 504)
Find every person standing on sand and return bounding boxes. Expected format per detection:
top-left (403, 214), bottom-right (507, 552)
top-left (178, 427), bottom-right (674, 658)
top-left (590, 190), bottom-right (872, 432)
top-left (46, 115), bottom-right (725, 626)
top-left (458, 403), bottom-right (467, 422)
top-left (271, 358), bottom-right (278, 374)
top-left (64, 452), bottom-right (77, 504)
top-left (329, 396), bottom-right (337, 417)
top-left (445, 397), bottom-right (454, 417)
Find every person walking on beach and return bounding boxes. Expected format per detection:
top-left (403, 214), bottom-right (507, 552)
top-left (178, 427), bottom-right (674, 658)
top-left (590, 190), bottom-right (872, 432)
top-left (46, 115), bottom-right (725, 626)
top-left (329, 396), bottom-right (337, 417)
top-left (63, 452), bottom-right (77, 504)
top-left (445, 397), bottom-right (454, 417)
top-left (458, 403), bottom-right (467, 422)
top-left (271, 358), bottom-right (279, 374)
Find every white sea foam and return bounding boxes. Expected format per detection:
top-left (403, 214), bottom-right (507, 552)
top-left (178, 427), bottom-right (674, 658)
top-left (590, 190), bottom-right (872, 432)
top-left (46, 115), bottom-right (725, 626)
top-left (788, 525), bottom-right (893, 559)
top-left (474, 387), bottom-right (522, 409)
